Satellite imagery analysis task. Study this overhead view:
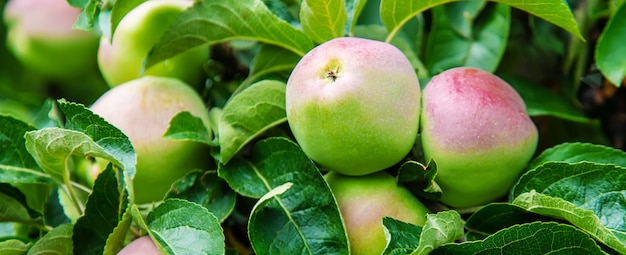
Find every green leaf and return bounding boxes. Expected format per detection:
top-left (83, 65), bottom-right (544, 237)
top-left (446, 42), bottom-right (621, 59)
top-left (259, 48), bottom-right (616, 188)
top-left (503, 74), bottom-right (589, 122)
top-left (102, 206), bottom-right (133, 255)
top-left (73, 166), bottom-right (129, 255)
top-left (0, 183), bottom-right (43, 225)
top-left (425, 2), bottom-right (510, 74)
top-left (165, 170), bottom-right (236, 222)
top-left (218, 80), bottom-right (287, 164)
top-left (382, 217), bottom-right (423, 255)
top-left (396, 160), bottom-right (441, 200)
top-left (146, 199), bottom-right (225, 255)
top-left (145, 0), bottom-right (314, 69)
top-left (0, 239), bottom-right (29, 255)
top-left (221, 137), bottom-right (349, 254)
top-left (431, 221), bottom-right (606, 254)
top-left (109, 0), bottom-right (148, 39)
top-left (411, 210), bottom-right (464, 255)
top-left (528, 142), bottom-right (626, 170)
top-left (594, 2), bottom-right (626, 87)
top-left (464, 203), bottom-right (554, 241)
top-left (300, 0), bottom-right (347, 43)
top-left (513, 191), bottom-right (626, 254)
top-left (27, 223), bottom-right (74, 255)
top-left (73, 0), bottom-right (102, 31)
top-left (345, 0), bottom-right (367, 35)
top-left (0, 115), bottom-right (52, 185)
top-left (380, 0), bottom-right (584, 43)
top-left (57, 100), bottom-right (136, 179)
top-left (242, 44), bottom-right (301, 89)
top-left (163, 111), bottom-right (213, 145)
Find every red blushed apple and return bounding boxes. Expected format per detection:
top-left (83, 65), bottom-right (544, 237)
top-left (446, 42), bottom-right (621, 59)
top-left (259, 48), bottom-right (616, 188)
top-left (117, 236), bottom-right (161, 255)
top-left (420, 67), bottom-right (538, 208)
top-left (286, 37), bottom-right (421, 176)
top-left (90, 76), bottom-right (211, 204)
top-left (325, 171), bottom-right (429, 255)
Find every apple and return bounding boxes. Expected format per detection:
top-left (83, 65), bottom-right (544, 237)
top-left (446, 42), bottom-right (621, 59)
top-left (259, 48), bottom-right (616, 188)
top-left (325, 171), bottom-right (429, 255)
top-left (90, 76), bottom-right (211, 204)
top-left (117, 236), bottom-right (161, 255)
top-left (286, 37), bottom-right (421, 176)
top-left (3, 0), bottom-right (100, 80)
top-left (98, 0), bottom-right (209, 88)
top-left (420, 67), bottom-right (538, 208)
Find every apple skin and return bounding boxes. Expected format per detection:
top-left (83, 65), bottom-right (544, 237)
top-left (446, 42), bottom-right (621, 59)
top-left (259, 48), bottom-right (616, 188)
top-left (420, 67), bottom-right (538, 208)
top-left (325, 171), bottom-right (428, 255)
top-left (117, 236), bottom-right (161, 255)
top-left (286, 37), bottom-right (421, 176)
top-left (3, 0), bottom-right (100, 80)
top-left (90, 76), bottom-right (211, 204)
top-left (98, 0), bottom-right (209, 88)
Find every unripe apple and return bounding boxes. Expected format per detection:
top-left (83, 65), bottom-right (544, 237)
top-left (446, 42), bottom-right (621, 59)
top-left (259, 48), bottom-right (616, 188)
top-left (90, 76), bottom-right (211, 204)
top-left (286, 37), bottom-right (421, 176)
top-left (325, 171), bottom-right (429, 255)
top-left (98, 0), bottom-right (209, 88)
top-left (118, 236), bottom-right (161, 255)
top-left (420, 67), bottom-right (538, 208)
top-left (3, 0), bottom-right (99, 80)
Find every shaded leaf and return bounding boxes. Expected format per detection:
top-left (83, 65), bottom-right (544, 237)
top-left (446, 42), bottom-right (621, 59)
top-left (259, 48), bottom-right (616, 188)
top-left (431, 222), bottom-right (606, 254)
top-left (464, 203), bottom-right (555, 241)
top-left (595, 1), bottom-right (626, 87)
top-left (163, 111), bottom-right (213, 145)
top-left (300, 0), bottom-right (347, 43)
top-left (0, 183), bottom-right (43, 225)
top-left (145, 0), bottom-right (314, 69)
top-left (165, 170), bottom-right (236, 222)
top-left (382, 217), bottom-right (423, 255)
top-left (513, 191), bottom-right (626, 254)
top-left (345, 0), bottom-right (367, 34)
top-left (396, 160), bottom-right (441, 200)
top-left (411, 210), bottom-right (464, 255)
top-left (73, 166), bottom-right (129, 255)
top-left (425, 2), bottom-right (510, 74)
top-left (528, 142), bottom-right (626, 170)
top-left (242, 44), bottom-right (301, 89)
top-left (218, 80), bottom-right (287, 164)
top-left (221, 137), bottom-right (349, 254)
top-left (146, 199), bottom-right (225, 255)
top-left (27, 223), bottom-right (74, 255)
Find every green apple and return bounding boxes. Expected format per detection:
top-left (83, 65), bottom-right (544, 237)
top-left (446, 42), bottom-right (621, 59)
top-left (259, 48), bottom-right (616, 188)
top-left (325, 171), bottom-right (429, 255)
top-left (90, 76), bottom-right (211, 204)
top-left (3, 0), bottom-right (100, 80)
top-left (420, 67), bottom-right (538, 208)
top-left (117, 236), bottom-right (161, 255)
top-left (98, 0), bottom-right (209, 88)
top-left (286, 37), bottom-right (421, 176)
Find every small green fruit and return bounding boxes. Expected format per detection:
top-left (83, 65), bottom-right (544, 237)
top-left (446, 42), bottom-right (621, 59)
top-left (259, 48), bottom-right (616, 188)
top-left (325, 171), bottom-right (429, 255)
top-left (90, 76), bottom-right (211, 204)
top-left (117, 236), bottom-right (161, 255)
top-left (286, 37), bottom-right (421, 176)
top-left (98, 0), bottom-right (209, 88)
top-left (420, 67), bottom-right (538, 208)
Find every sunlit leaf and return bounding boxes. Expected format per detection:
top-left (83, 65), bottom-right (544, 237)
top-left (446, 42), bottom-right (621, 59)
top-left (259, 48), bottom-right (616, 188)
top-left (595, 2), bottom-right (626, 87)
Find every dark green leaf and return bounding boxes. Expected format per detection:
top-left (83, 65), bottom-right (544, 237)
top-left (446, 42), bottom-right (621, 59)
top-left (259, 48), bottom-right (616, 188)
top-left (43, 189), bottom-right (71, 228)
top-left (464, 203), bottom-right (559, 240)
top-left (145, 0), bottom-right (314, 69)
top-left (0, 184), bottom-right (43, 225)
top-left (396, 160), bottom-right (441, 200)
top-left (102, 206), bottom-right (133, 255)
top-left (73, 166), bottom-right (129, 255)
top-left (218, 80), bottom-right (287, 164)
top-left (0, 239), bottom-right (29, 255)
top-left (382, 217), bottom-right (422, 255)
top-left (163, 111), bottom-right (213, 145)
top-left (425, 2), bottom-right (510, 74)
top-left (412, 210), bottom-right (464, 255)
top-left (380, 0), bottom-right (584, 42)
top-left (221, 137), bottom-right (349, 254)
top-left (528, 142), bottom-right (626, 170)
top-left (595, 2), bottom-right (626, 87)
top-left (242, 44), bottom-right (301, 89)
top-left (146, 199), bottom-right (225, 255)
top-left (300, 0), bottom-right (347, 43)
top-left (28, 223), bottom-right (74, 255)
top-left (513, 191), bottom-right (626, 254)
top-left (165, 170), bottom-right (236, 222)
top-left (431, 222), bottom-right (606, 255)
top-left (67, 0), bottom-right (89, 8)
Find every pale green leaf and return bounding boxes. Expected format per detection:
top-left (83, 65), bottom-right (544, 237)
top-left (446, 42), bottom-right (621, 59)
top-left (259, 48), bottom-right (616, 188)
top-left (595, 2), bottom-right (626, 87)
top-left (218, 80), bottom-right (287, 164)
top-left (513, 191), bottom-right (626, 254)
top-left (528, 142), bottom-right (626, 170)
top-left (109, 0), bottom-right (148, 39)
top-left (146, 199), bottom-right (225, 255)
top-left (73, 0), bottom-right (102, 31)
top-left (102, 206), bottom-right (133, 255)
top-left (27, 223), bottom-right (74, 255)
top-left (221, 137), bottom-right (349, 254)
top-left (163, 111), bottom-right (213, 145)
top-left (345, 0), bottom-right (368, 35)
top-left (300, 0), bottom-right (347, 43)
top-left (431, 222), bottom-right (606, 254)
top-left (145, 0), bottom-right (314, 69)
top-left (0, 239), bottom-right (29, 255)
top-left (411, 210), bottom-right (464, 255)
